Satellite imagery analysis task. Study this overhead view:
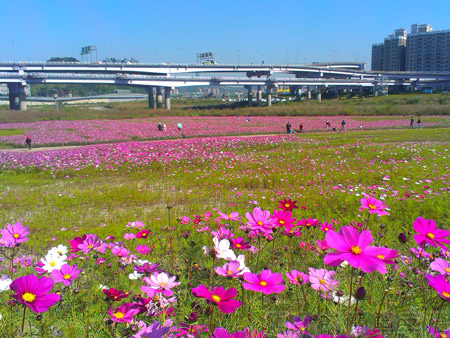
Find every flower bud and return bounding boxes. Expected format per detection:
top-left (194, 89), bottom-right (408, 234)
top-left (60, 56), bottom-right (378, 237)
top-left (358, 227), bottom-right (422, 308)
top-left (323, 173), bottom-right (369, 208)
top-left (354, 287), bottom-right (366, 300)
top-left (398, 233), bottom-right (407, 243)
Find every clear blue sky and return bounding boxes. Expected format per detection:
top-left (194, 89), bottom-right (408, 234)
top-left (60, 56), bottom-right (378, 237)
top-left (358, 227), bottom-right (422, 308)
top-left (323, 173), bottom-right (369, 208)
top-left (1, 0), bottom-right (449, 66)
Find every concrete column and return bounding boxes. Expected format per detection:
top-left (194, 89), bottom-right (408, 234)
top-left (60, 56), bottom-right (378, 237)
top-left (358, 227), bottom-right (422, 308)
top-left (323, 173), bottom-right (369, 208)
top-left (374, 89), bottom-right (378, 97)
top-left (164, 87), bottom-right (171, 110)
top-left (257, 86), bottom-right (262, 107)
top-left (146, 86), bottom-right (155, 109)
top-left (246, 86), bottom-right (253, 107)
top-left (334, 88), bottom-right (339, 99)
top-left (8, 83), bottom-right (27, 111)
top-left (295, 86), bottom-right (301, 102)
top-left (316, 91), bottom-right (322, 102)
top-left (156, 87), bottom-right (163, 109)
top-left (307, 86), bottom-right (311, 100)
top-left (359, 87), bottom-right (363, 98)
top-left (266, 86), bottom-right (272, 107)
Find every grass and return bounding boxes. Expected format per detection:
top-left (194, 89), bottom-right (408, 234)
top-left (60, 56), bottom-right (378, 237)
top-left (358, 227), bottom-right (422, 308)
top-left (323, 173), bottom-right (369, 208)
top-left (0, 127), bottom-right (449, 337)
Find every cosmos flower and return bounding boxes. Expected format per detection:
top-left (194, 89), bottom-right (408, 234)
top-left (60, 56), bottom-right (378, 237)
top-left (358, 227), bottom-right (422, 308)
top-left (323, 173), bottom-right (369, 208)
top-left (425, 274), bottom-right (450, 302)
top-left (40, 252), bottom-right (67, 273)
top-left (108, 302), bottom-right (139, 323)
top-left (130, 320), bottom-right (170, 338)
top-left (102, 287), bottom-right (132, 301)
top-left (285, 270), bottom-right (309, 285)
top-left (50, 264), bottom-right (81, 286)
top-left (245, 207), bottom-right (276, 235)
top-left (0, 222), bottom-right (30, 246)
top-left (10, 275), bottom-right (60, 313)
top-left (213, 237), bottom-right (236, 260)
top-left (211, 328), bottom-right (246, 338)
top-left (231, 237), bottom-right (250, 250)
top-left (277, 198), bottom-right (298, 212)
top-left (191, 284), bottom-right (241, 313)
top-left (413, 217), bottom-right (450, 250)
top-left (430, 258), bottom-right (450, 276)
top-left (141, 272), bottom-right (180, 297)
top-left (218, 211), bottom-right (241, 222)
top-left (272, 210), bottom-right (297, 230)
top-left (285, 316), bottom-right (312, 334)
top-left (242, 270), bottom-right (285, 295)
top-left (308, 268), bottom-right (339, 293)
top-left (359, 197), bottom-right (388, 216)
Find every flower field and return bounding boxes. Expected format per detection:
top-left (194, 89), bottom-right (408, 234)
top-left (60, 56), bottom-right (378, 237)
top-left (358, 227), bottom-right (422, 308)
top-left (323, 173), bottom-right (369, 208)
top-left (0, 126), bottom-right (450, 337)
top-left (1, 115), bottom-right (450, 147)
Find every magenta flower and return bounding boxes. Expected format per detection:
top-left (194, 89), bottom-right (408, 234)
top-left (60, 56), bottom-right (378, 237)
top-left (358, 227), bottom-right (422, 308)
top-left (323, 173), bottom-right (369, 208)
top-left (10, 275), bottom-right (60, 313)
top-left (108, 302), bottom-right (139, 323)
top-left (286, 270), bottom-right (309, 285)
top-left (428, 326), bottom-right (450, 338)
top-left (191, 284), bottom-right (241, 313)
top-left (277, 198), bottom-right (298, 212)
top-left (285, 316), bottom-right (312, 333)
top-left (211, 227), bottom-right (234, 240)
top-left (215, 259), bottom-right (249, 278)
top-left (135, 229), bottom-right (150, 239)
top-left (425, 274), bottom-right (450, 302)
top-left (319, 222), bottom-right (336, 233)
top-left (0, 222), bottom-right (30, 246)
top-left (430, 258), bottom-right (450, 276)
top-left (245, 207), bottom-right (276, 235)
top-left (324, 226), bottom-right (387, 274)
top-left (50, 264), bottom-right (81, 286)
top-left (242, 270), bottom-right (285, 295)
top-left (413, 217), bottom-right (450, 250)
top-left (218, 211), bottom-right (241, 222)
top-left (297, 218), bottom-right (320, 228)
top-left (102, 287), bottom-right (132, 301)
top-left (175, 323), bottom-right (208, 337)
top-left (136, 244), bottom-right (151, 255)
top-left (231, 237), bottom-right (250, 250)
top-left (308, 268), bottom-right (339, 293)
top-left (130, 320), bottom-right (170, 338)
top-left (111, 246), bottom-right (130, 257)
top-left (359, 197), bottom-right (388, 216)
top-left (77, 234), bottom-right (101, 254)
top-left (272, 210), bottom-right (297, 230)
top-left (212, 328), bottom-right (246, 338)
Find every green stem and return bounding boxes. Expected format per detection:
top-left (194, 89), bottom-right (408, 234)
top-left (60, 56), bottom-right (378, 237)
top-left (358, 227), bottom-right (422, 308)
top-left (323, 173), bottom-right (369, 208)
top-left (20, 306), bottom-right (26, 338)
top-left (346, 267), bottom-right (354, 332)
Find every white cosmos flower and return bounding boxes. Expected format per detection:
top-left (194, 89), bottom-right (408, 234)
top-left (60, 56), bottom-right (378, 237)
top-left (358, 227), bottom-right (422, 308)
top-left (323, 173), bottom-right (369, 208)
top-left (129, 271), bottom-right (144, 280)
top-left (0, 275), bottom-right (12, 292)
top-left (213, 237), bottom-right (235, 260)
top-left (48, 244), bottom-right (68, 257)
top-left (41, 252), bottom-right (66, 272)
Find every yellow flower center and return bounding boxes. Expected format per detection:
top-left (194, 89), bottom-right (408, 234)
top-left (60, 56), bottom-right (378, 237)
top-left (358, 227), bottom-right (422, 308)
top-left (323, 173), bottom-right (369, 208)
top-left (88, 244), bottom-right (93, 249)
top-left (351, 246), bottom-right (362, 254)
top-left (13, 233), bottom-right (20, 238)
top-left (113, 312), bottom-right (124, 319)
top-left (404, 259), bottom-right (409, 263)
top-left (442, 292), bottom-right (450, 298)
top-left (299, 327), bottom-right (305, 332)
top-left (259, 281), bottom-right (267, 286)
top-left (285, 203), bottom-right (290, 208)
top-left (279, 220), bottom-right (285, 225)
top-left (22, 292), bottom-right (36, 303)
top-left (63, 274), bottom-right (71, 280)
top-left (160, 282), bottom-right (167, 286)
top-left (319, 279), bottom-right (326, 284)
top-left (440, 334), bottom-right (447, 338)
top-left (324, 228), bottom-right (329, 231)
top-left (445, 268), bottom-right (450, 273)
top-left (211, 294), bottom-right (221, 302)
top-left (426, 233), bottom-right (435, 239)
top-left (236, 244), bottom-right (241, 248)
top-left (377, 255), bottom-right (385, 260)
top-left (368, 204), bottom-right (377, 210)
top-left (50, 262), bottom-right (56, 267)
top-left (227, 270), bottom-right (232, 275)
top-left (228, 214), bottom-right (233, 218)
top-left (257, 221), bottom-right (263, 226)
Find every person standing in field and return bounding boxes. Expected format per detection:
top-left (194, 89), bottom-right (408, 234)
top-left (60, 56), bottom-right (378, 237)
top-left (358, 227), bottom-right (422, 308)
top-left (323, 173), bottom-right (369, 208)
top-left (25, 135), bottom-right (32, 150)
top-left (286, 122), bottom-right (292, 134)
top-left (417, 117), bottom-right (421, 129)
top-left (326, 120), bottom-right (331, 128)
top-left (410, 117), bottom-right (414, 129)
top-left (341, 120), bottom-right (346, 131)
top-left (299, 123), bottom-right (304, 133)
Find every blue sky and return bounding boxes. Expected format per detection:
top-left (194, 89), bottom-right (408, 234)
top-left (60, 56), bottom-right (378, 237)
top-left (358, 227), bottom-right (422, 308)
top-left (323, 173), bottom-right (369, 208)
top-left (1, 0), bottom-right (449, 66)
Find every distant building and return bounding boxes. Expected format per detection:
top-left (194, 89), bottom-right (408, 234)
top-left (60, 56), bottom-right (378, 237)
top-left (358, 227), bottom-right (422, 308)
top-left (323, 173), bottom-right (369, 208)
top-left (406, 24), bottom-right (450, 71)
top-left (371, 29), bottom-right (406, 71)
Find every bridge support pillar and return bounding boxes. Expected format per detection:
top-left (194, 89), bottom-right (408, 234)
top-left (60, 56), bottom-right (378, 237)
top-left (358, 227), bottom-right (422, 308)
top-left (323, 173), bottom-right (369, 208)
top-left (373, 88), bottom-right (378, 97)
top-left (164, 87), bottom-right (171, 110)
top-left (295, 86), bottom-right (301, 102)
top-left (334, 88), bottom-right (339, 99)
top-left (316, 90), bottom-right (322, 102)
top-left (257, 86), bottom-right (262, 107)
top-left (8, 83), bottom-right (27, 111)
top-left (156, 87), bottom-right (163, 109)
top-left (245, 86), bottom-right (253, 107)
top-left (266, 86), bottom-right (272, 107)
top-left (307, 86), bottom-right (311, 100)
top-left (358, 87), bottom-right (363, 98)
top-left (146, 86), bottom-right (155, 109)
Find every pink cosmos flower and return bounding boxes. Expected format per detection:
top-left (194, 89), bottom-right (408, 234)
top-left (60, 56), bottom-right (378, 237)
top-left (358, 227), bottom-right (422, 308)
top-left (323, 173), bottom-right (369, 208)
top-left (374, 247), bottom-right (398, 265)
top-left (181, 216), bottom-right (190, 224)
top-left (211, 327), bottom-right (245, 338)
top-left (77, 234), bottom-right (101, 254)
top-left (102, 287), bottom-right (132, 301)
top-left (218, 211), bottom-right (241, 222)
top-left (49, 264), bottom-right (81, 286)
top-left (427, 326), bottom-right (450, 338)
top-left (359, 197), bottom-right (388, 216)
top-left (277, 198), bottom-right (298, 212)
top-left (215, 258), bottom-right (250, 278)
top-left (191, 284), bottom-right (241, 313)
top-left (141, 272), bottom-right (180, 297)
top-left (175, 323), bottom-right (208, 337)
top-left (126, 221), bottom-right (145, 229)
top-left (319, 222), bottom-right (336, 233)
top-left (316, 239), bottom-right (330, 251)
top-left (308, 268), bottom-right (339, 293)
top-left (286, 270), bottom-right (309, 285)
top-left (324, 226), bottom-right (387, 274)
top-left (413, 217), bottom-right (450, 250)
top-left (430, 258), bottom-right (450, 276)
top-left (1, 222), bottom-right (30, 246)
top-left (272, 210), bottom-right (297, 230)
top-left (130, 320), bottom-right (170, 338)
top-left (124, 233), bottom-right (136, 240)
top-left (10, 275), bottom-right (61, 313)
top-left (297, 218), bottom-right (320, 228)
top-left (426, 274), bottom-right (450, 302)
top-left (211, 227), bottom-right (234, 240)
top-left (245, 207), bottom-right (276, 235)
top-left (285, 316), bottom-right (312, 334)
top-left (136, 244), bottom-right (151, 255)
top-left (231, 237), bottom-right (250, 250)
top-left (135, 229), bottom-right (150, 239)
top-left (111, 246), bottom-right (130, 257)
top-left (108, 302), bottom-right (139, 323)
top-left (242, 270), bottom-right (285, 295)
